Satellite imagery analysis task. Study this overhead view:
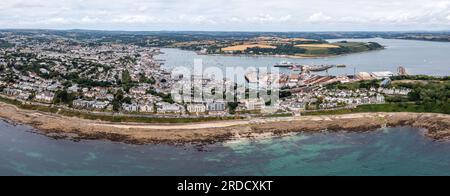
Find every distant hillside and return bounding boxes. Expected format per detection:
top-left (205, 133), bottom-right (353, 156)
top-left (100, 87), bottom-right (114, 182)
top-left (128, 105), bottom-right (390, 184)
top-left (327, 41), bottom-right (384, 54)
top-left (217, 40), bottom-right (384, 57)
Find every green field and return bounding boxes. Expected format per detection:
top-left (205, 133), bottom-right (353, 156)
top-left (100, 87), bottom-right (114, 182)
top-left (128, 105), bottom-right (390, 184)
top-left (304, 103), bottom-right (448, 116)
top-left (299, 41), bottom-right (383, 56)
top-left (323, 76), bottom-right (450, 115)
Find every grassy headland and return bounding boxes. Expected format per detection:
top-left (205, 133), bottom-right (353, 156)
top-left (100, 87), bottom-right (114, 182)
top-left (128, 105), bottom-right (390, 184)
top-left (321, 76), bottom-right (450, 115)
top-left (174, 36), bottom-right (384, 57)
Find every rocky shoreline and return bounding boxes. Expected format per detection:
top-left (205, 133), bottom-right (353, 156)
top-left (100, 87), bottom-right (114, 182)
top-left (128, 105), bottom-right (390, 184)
top-left (0, 102), bottom-right (449, 145)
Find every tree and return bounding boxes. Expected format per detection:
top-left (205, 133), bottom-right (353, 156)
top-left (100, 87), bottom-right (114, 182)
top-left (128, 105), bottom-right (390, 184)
top-left (112, 100), bottom-right (121, 112)
top-left (147, 88), bottom-right (174, 104)
top-left (54, 90), bottom-right (75, 105)
top-left (112, 90), bottom-right (125, 112)
top-left (115, 89), bottom-right (124, 101)
top-left (139, 73), bottom-right (156, 84)
top-left (408, 89), bottom-right (421, 102)
top-left (123, 97), bottom-right (132, 104)
top-left (121, 70), bottom-right (134, 92)
top-left (227, 102), bottom-right (238, 114)
top-left (316, 97), bottom-right (324, 109)
top-left (122, 70), bottom-right (132, 84)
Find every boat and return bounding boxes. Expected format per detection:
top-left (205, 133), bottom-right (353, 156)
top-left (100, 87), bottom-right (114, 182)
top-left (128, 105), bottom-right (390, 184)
top-left (304, 65), bottom-right (334, 72)
top-left (336, 64), bottom-right (347, 68)
top-left (274, 61), bottom-right (296, 68)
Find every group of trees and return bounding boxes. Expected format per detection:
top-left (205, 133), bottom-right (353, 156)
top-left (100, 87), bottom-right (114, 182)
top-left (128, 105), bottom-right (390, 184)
top-left (119, 70), bottom-right (134, 92)
top-left (326, 80), bottom-right (381, 90)
top-left (53, 90), bottom-right (76, 105)
top-left (147, 88), bottom-right (174, 104)
top-left (112, 89), bottom-right (131, 112)
top-left (0, 69), bottom-right (16, 83)
top-left (119, 70), bottom-right (156, 92)
top-left (396, 81), bottom-right (450, 114)
top-left (326, 76), bottom-right (449, 114)
top-left (243, 45), bottom-right (307, 55)
top-left (139, 73), bottom-right (156, 85)
top-left (392, 76), bottom-right (449, 113)
top-left (391, 75), bottom-right (450, 81)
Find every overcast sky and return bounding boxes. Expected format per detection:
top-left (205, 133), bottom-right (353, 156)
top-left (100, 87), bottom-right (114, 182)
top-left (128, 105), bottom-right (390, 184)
top-left (1, 0), bottom-right (449, 31)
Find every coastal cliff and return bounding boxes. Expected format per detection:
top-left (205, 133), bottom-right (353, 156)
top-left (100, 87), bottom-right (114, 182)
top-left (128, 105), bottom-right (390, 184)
top-left (0, 102), bottom-right (449, 145)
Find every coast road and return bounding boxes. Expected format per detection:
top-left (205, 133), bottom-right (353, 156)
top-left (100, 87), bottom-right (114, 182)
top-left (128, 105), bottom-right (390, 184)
top-left (89, 120), bottom-right (251, 130)
top-left (88, 113), bottom-right (382, 130)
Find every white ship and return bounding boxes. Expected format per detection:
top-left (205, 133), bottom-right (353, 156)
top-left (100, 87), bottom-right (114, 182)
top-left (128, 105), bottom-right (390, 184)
top-left (274, 61), bottom-right (296, 68)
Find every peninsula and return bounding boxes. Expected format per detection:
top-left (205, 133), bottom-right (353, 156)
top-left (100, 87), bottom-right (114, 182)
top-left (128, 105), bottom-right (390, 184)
top-left (174, 36), bottom-right (384, 58)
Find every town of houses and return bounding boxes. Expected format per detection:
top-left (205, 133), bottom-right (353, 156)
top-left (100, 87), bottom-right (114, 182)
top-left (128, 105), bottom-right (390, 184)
top-left (0, 32), bottom-right (412, 117)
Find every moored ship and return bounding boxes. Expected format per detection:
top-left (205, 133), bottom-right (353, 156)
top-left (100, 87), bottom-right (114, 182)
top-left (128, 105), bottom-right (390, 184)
top-left (274, 61), bottom-right (297, 67)
top-left (303, 65), bottom-right (335, 72)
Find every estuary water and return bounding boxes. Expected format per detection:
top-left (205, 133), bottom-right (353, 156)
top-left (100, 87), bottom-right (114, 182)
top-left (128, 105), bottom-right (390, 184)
top-left (1, 121), bottom-right (450, 176)
top-left (158, 38), bottom-right (450, 76)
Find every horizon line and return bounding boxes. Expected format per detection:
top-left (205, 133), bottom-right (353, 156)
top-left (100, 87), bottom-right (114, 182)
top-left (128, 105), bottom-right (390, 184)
top-left (1, 28), bottom-right (450, 33)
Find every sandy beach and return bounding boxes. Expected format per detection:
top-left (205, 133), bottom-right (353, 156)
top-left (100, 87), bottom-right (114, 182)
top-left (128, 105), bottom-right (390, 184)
top-left (0, 102), bottom-right (449, 145)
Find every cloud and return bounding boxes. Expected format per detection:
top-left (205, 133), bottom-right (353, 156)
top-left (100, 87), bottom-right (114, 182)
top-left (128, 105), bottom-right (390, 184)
top-left (81, 16), bottom-right (101, 24)
top-left (245, 14), bottom-right (293, 24)
top-left (0, 0), bottom-right (449, 31)
top-left (112, 15), bottom-right (158, 24)
top-left (307, 12), bottom-right (332, 22)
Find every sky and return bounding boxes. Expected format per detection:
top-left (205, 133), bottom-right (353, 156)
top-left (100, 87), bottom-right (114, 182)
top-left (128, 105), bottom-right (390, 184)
top-left (0, 0), bottom-right (450, 31)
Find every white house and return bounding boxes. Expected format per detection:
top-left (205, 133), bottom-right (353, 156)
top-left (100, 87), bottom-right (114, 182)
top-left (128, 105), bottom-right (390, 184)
top-left (35, 92), bottom-right (54, 103)
top-left (68, 85), bottom-right (79, 93)
top-left (288, 102), bottom-right (306, 112)
top-left (187, 104), bottom-right (206, 114)
top-left (122, 103), bottom-right (139, 112)
top-left (245, 99), bottom-right (266, 111)
top-left (17, 92), bottom-right (31, 100)
top-left (376, 94), bottom-right (385, 103)
top-left (158, 103), bottom-right (183, 114)
top-left (129, 87), bottom-right (147, 95)
top-left (3, 88), bottom-right (21, 96)
top-left (139, 103), bottom-right (154, 113)
top-left (207, 102), bottom-right (226, 112)
top-left (92, 101), bottom-right (110, 110)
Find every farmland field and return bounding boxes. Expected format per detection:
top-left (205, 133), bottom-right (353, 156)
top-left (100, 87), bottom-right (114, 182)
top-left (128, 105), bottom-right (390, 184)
top-left (294, 44), bottom-right (340, 49)
top-left (221, 44), bottom-right (276, 51)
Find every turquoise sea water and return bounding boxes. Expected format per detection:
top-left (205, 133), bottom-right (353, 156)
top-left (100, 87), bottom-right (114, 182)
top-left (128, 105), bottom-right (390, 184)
top-left (1, 121), bottom-right (450, 176)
